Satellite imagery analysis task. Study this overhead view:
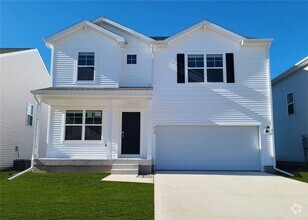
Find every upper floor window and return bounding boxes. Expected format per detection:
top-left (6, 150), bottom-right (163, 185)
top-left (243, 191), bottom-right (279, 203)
top-left (127, 54), bottom-right (137, 64)
top-left (188, 54), bottom-right (204, 82)
top-left (26, 103), bottom-right (34, 126)
top-left (287, 92), bottom-right (295, 116)
top-left (77, 52), bottom-right (95, 81)
top-left (206, 54), bottom-right (223, 82)
top-left (178, 53), bottom-right (234, 84)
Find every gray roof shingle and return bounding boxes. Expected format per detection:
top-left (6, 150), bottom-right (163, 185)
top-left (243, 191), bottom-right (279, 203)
top-left (0, 48), bottom-right (32, 54)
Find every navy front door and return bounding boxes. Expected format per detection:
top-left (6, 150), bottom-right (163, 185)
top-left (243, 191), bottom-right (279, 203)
top-left (121, 112), bottom-right (140, 155)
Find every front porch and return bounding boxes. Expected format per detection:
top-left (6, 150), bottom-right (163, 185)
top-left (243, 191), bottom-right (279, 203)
top-left (31, 87), bottom-right (154, 174)
top-left (34, 158), bottom-right (153, 174)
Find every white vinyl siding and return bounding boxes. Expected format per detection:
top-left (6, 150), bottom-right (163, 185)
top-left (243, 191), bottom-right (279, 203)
top-left (47, 104), bottom-right (149, 159)
top-left (52, 25), bottom-right (152, 88)
top-left (0, 50), bottom-right (51, 169)
top-left (152, 26), bottom-right (274, 166)
top-left (53, 29), bottom-right (120, 87)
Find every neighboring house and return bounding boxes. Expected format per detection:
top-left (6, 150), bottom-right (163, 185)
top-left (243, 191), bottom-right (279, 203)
top-left (0, 48), bottom-right (51, 169)
top-left (272, 57), bottom-right (308, 165)
top-left (32, 17), bottom-right (274, 174)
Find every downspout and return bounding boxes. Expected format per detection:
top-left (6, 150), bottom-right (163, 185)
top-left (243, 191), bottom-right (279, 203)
top-left (8, 95), bottom-right (41, 181)
top-left (273, 166), bottom-right (294, 177)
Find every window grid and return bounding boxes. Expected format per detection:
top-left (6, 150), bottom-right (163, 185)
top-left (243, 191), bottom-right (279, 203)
top-left (65, 110), bottom-right (103, 141)
top-left (127, 55), bottom-right (137, 64)
top-left (77, 52), bottom-right (95, 81)
top-left (206, 54), bottom-right (224, 83)
top-left (187, 54), bottom-right (204, 83)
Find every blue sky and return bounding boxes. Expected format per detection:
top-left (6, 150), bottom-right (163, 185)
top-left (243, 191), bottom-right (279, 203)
top-left (1, 1), bottom-right (307, 78)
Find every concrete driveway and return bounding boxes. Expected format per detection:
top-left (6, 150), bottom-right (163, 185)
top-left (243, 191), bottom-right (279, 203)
top-left (155, 171), bottom-right (308, 220)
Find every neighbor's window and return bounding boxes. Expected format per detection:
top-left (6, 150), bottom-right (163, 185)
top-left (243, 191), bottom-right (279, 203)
top-left (65, 110), bottom-right (102, 141)
top-left (287, 92), bottom-right (295, 116)
top-left (187, 54), bottom-right (204, 82)
top-left (77, 52), bottom-right (95, 81)
top-left (206, 54), bottom-right (223, 82)
top-left (127, 54), bottom-right (137, 64)
top-left (26, 103), bottom-right (34, 126)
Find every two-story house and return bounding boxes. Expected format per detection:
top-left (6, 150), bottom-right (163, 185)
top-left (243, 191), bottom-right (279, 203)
top-left (32, 17), bottom-right (274, 174)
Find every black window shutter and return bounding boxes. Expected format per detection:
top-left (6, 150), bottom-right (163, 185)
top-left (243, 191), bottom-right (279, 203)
top-left (177, 54), bottom-right (185, 83)
top-left (226, 53), bottom-right (235, 83)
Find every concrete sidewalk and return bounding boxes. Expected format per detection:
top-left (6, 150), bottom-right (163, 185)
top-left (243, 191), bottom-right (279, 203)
top-left (102, 174), bottom-right (153, 184)
top-left (155, 171), bottom-right (308, 220)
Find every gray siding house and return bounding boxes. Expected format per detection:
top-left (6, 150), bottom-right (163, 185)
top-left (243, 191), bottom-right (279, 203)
top-left (272, 57), bottom-right (308, 165)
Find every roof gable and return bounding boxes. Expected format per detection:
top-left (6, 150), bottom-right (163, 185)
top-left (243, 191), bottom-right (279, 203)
top-left (92, 16), bottom-right (154, 43)
top-left (161, 20), bottom-right (272, 46)
top-left (45, 20), bottom-right (125, 45)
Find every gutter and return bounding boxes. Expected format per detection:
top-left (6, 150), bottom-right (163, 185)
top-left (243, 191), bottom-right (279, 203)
top-left (8, 95), bottom-right (41, 181)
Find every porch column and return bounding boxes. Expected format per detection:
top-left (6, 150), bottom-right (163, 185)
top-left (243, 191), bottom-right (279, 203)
top-left (147, 100), bottom-right (153, 160)
top-left (107, 100), bottom-right (113, 159)
top-left (33, 98), bottom-right (41, 159)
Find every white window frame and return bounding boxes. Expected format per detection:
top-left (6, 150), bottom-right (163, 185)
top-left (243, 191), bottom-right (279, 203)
top-left (187, 54), bottom-right (205, 83)
top-left (26, 103), bottom-right (34, 127)
top-left (206, 54), bottom-right (225, 83)
top-left (185, 53), bottom-right (226, 84)
top-left (287, 92), bottom-right (295, 116)
top-left (64, 110), bottom-right (103, 142)
top-left (76, 52), bottom-right (96, 82)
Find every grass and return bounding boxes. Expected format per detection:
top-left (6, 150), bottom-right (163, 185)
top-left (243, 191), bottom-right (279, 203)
top-left (278, 165), bottom-right (308, 183)
top-left (290, 172), bottom-right (308, 183)
top-left (0, 171), bottom-right (154, 219)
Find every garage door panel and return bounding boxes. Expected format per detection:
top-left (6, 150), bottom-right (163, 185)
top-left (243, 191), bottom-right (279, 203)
top-left (156, 126), bottom-right (260, 171)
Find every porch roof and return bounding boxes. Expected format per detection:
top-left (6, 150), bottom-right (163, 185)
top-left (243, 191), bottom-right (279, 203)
top-left (32, 87), bottom-right (153, 105)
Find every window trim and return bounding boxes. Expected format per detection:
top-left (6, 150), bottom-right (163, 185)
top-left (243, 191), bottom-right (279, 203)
top-left (64, 109), bottom-right (103, 142)
top-left (26, 103), bottom-right (34, 127)
top-left (185, 53), bottom-right (226, 84)
top-left (286, 92), bottom-right (296, 116)
top-left (186, 54), bottom-right (204, 83)
top-left (76, 52), bottom-right (96, 82)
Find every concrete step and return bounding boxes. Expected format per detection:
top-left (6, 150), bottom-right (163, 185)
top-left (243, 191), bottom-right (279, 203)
top-left (112, 159), bottom-right (143, 164)
top-left (112, 163), bottom-right (139, 169)
top-left (111, 168), bottom-right (138, 175)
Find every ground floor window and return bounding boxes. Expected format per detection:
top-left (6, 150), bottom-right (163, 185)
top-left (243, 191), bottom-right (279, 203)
top-left (65, 110), bottom-right (102, 141)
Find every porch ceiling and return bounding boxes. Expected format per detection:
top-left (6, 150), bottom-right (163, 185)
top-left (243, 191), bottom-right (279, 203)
top-left (32, 87), bottom-right (153, 105)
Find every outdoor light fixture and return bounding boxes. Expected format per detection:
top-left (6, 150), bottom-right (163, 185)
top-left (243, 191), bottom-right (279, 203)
top-left (265, 125), bottom-right (271, 134)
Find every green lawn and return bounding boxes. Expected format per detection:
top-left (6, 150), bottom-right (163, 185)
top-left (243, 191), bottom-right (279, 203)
top-left (0, 171), bottom-right (154, 219)
top-left (290, 172), bottom-right (308, 183)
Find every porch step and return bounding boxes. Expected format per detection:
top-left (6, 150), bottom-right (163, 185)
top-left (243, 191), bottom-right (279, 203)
top-left (111, 169), bottom-right (138, 175)
top-left (112, 164), bottom-right (138, 169)
top-left (111, 163), bottom-right (139, 175)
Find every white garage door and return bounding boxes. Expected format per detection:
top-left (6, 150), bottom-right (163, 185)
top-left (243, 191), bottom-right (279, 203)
top-left (156, 126), bottom-right (260, 171)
